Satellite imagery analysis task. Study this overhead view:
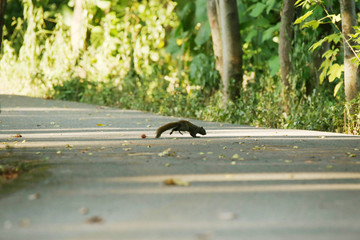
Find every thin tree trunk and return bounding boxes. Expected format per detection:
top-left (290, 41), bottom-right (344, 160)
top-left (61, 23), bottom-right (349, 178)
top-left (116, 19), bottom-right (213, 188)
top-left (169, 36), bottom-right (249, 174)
top-left (279, 0), bottom-right (296, 112)
top-left (0, 0), bottom-right (6, 50)
top-left (340, 0), bottom-right (359, 102)
top-left (71, 0), bottom-right (84, 56)
top-left (219, 0), bottom-right (242, 104)
top-left (207, 0), bottom-right (222, 78)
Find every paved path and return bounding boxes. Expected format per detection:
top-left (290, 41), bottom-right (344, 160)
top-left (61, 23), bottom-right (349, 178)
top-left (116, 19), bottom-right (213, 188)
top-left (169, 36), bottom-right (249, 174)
top-left (1, 94), bottom-right (360, 240)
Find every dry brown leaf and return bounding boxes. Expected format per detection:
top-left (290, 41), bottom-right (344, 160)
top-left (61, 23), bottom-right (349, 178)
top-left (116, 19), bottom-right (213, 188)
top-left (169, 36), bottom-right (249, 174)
top-left (85, 216), bottom-right (104, 224)
top-left (164, 178), bottom-right (190, 187)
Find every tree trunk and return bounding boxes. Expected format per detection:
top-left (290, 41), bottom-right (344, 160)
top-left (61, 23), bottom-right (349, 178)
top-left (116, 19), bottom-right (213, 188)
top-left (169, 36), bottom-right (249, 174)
top-left (71, 0), bottom-right (84, 56)
top-left (340, 0), bottom-right (359, 102)
top-left (219, 0), bottom-right (242, 104)
top-left (207, 0), bottom-right (223, 78)
top-left (0, 0), bottom-right (6, 51)
top-left (279, 0), bottom-right (296, 112)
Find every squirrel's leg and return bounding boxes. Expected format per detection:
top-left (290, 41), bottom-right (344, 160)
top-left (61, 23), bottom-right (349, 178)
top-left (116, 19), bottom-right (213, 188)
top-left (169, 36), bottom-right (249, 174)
top-left (190, 133), bottom-right (199, 138)
top-left (178, 131), bottom-right (183, 135)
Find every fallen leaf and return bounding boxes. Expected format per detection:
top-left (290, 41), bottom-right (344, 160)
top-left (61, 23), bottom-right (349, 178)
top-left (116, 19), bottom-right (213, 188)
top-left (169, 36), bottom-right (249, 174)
top-left (218, 211), bottom-right (237, 221)
top-left (78, 207), bottom-right (89, 215)
top-left (128, 152), bottom-right (155, 156)
top-left (164, 178), bottom-right (190, 187)
top-left (65, 144), bottom-right (73, 150)
top-left (19, 218), bottom-right (31, 227)
top-left (96, 123), bottom-right (104, 126)
top-left (85, 216), bottom-right (103, 224)
top-left (158, 148), bottom-right (176, 157)
top-left (28, 193), bottom-right (41, 200)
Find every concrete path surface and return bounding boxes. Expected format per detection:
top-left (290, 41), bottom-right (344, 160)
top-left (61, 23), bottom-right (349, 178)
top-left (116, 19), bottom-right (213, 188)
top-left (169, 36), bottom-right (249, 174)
top-left (1, 94), bottom-right (360, 240)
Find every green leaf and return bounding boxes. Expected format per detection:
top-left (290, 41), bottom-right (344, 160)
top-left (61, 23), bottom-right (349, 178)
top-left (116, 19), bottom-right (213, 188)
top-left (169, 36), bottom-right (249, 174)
top-left (310, 38), bottom-right (325, 52)
top-left (165, 38), bottom-right (180, 55)
top-left (90, 26), bottom-right (104, 48)
top-left (96, 0), bottom-right (111, 10)
top-left (301, 20), bottom-right (320, 30)
top-left (195, 22), bottom-right (211, 46)
top-left (295, 0), bottom-right (303, 6)
top-left (334, 81), bottom-right (343, 96)
top-left (331, 14), bottom-right (341, 24)
top-left (295, 0), bottom-right (309, 7)
top-left (195, 0), bottom-right (208, 23)
top-left (322, 48), bottom-right (339, 59)
top-left (190, 53), bottom-right (207, 80)
top-left (269, 56), bottom-right (280, 76)
top-left (262, 22), bottom-right (280, 42)
top-left (326, 33), bottom-right (342, 44)
top-left (245, 29), bottom-right (257, 43)
top-left (328, 63), bottom-right (344, 82)
top-left (266, 0), bottom-right (277, 14)
top-left (178, 2), bottom-right (196, 31)
top-left (319, 69), bottom-right (327, 84)
top-left (294, 10), bottom-right (313, 25)
top-left (249, 3), bottom-right (267, 18)
top-left (319, 59), bottom-right (331, 84)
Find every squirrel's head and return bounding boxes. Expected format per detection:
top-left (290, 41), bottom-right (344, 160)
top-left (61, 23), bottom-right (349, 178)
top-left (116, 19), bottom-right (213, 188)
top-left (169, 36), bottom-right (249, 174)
top-left (199, 127), bottom-right (206, 135)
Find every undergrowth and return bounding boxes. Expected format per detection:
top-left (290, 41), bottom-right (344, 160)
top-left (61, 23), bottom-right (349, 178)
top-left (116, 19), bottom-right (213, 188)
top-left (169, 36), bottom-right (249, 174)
top-left (0, 0), bottom-right (359, 135)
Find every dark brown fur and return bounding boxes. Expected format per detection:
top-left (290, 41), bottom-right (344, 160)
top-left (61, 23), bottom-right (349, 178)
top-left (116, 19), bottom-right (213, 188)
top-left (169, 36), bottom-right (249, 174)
top-left (155, 120), bottom-right (206, 138)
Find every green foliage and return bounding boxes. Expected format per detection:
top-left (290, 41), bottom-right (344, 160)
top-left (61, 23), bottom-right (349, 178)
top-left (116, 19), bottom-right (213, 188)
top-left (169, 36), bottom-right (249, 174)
top-left (294, 0), bottom-right (360, 98)
top-left (344, 98), bottom-right (360, 135)
top-left (0, 0), bottom-right (358, 135)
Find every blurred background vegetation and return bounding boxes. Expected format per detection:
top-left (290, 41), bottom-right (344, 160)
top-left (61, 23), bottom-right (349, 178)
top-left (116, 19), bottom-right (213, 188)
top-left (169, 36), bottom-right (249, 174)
top-left (0, 0), bottom-right (359, 134)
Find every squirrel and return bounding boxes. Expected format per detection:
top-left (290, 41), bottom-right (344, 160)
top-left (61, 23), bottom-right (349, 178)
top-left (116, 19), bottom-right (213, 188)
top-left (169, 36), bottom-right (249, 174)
top-left (155, 120), bottom-right (206, 138)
